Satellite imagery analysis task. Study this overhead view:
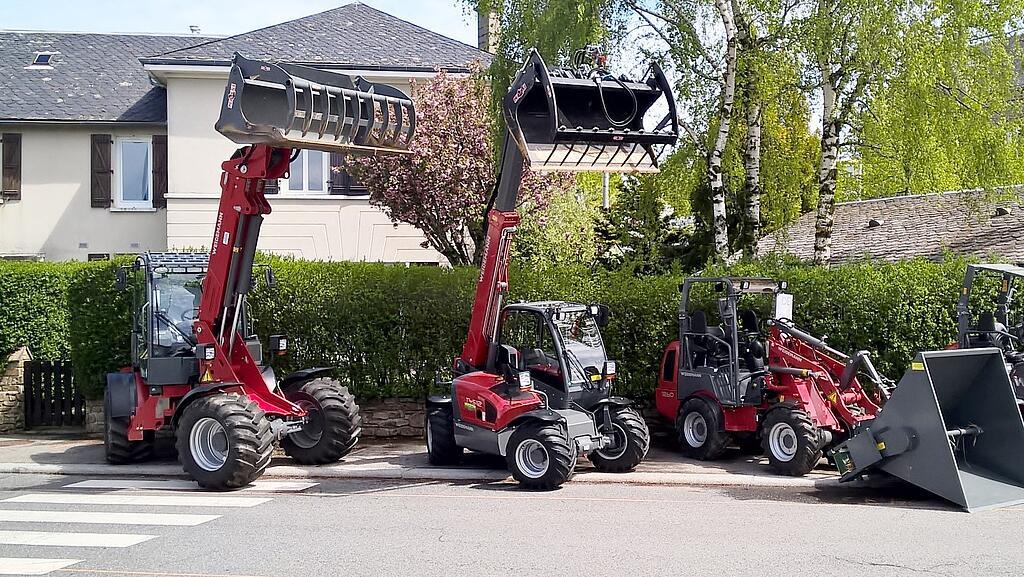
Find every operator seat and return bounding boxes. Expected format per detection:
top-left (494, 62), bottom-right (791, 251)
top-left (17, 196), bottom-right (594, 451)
top-left (738, 309), bottom-right (766, 373)
top-left (688, 311), bottom-right (730, 368)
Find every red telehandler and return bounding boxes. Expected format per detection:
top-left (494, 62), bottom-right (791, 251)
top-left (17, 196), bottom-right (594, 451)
top-left (104, 54), bottom-right (415, 489)
top-left (425, 48), bottom-right (678, 489)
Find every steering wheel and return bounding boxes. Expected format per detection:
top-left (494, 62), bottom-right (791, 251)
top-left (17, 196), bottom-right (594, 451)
top-left (180, 308), bottom-right (198, 322)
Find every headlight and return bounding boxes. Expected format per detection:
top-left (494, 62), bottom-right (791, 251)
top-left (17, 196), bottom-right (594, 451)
top-left (518, 371), bottom-right (533, 391)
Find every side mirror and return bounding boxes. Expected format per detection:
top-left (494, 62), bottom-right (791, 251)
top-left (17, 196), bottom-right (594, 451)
top-left (589, 303), bottom-right (612, 328)
top-left (115, 268), bottom-right (127, 291)
top-left (264, 267), bottom-right (277, 290)
top-left (269, 334), bottom-right (288, 356)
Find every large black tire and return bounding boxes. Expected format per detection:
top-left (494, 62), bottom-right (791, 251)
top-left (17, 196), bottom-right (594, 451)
top-left (506, 421), bottom-right (575, 490)
top-left (281, 378), bottom-right (362, 465)
top-left (676, 397), bottom-right (730, 460)
top-left (761, 406), bottom-right (822, 476)
top-left (103, 389), bottom-right (153, 464)
top-left (589, 406), bottom-right (650, 472)
top-left (426, 402), bottom-right (463, 466)
top-left (176, 393), bottom-right (273, 489)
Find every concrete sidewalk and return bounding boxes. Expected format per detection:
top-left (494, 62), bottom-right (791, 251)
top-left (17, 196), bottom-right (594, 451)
top-left (0, 431), bottom-right (842, 488)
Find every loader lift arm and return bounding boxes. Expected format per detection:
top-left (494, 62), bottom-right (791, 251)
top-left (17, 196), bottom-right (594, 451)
top-left (457, 48), bottom-right (677, 373)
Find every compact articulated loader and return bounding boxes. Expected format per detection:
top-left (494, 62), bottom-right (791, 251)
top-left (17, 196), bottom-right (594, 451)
top-left (104, 54), bottom-right (415, 489)
top-left (426, 48), bottom-right (678, 489)
top-left (658, 276), bottom-right (1024, 511)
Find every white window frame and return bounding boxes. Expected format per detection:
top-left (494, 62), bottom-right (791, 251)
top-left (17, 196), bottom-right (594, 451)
top-left (284, 149), bottom-right (331, 195)
top-left (113, 137), bottom-right (154, 211)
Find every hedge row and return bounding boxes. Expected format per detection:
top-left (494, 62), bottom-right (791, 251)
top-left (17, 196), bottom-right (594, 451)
top-left (0, 255), bottom-right (971, 401)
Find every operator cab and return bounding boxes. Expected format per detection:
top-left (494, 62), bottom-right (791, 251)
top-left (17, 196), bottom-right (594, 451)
top-left (492, 301), bottom-right (615, 410)
top-left (119, 252), bottom-right (276, 387)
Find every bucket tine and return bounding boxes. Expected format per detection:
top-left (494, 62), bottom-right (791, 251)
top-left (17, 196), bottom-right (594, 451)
top-left (502, 49), bottom-right (678, 173)
top-left (215, 53), bottom-right (415, 157)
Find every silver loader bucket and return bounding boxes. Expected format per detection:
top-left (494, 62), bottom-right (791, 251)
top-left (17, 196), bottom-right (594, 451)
top-left (216, 53), bottom-right (415, 155)
top-left (833, 348), bottom-right (1024, 511)
top-left (503, 49), bottom-right (678, 173)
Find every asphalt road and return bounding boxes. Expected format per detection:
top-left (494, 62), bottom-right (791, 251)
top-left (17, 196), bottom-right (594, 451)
top-left (0, 472), bottom-right (1021, 577)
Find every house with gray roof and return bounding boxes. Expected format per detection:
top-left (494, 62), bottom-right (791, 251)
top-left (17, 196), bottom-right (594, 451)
top-left (756, 187), bottom-right (1024, 264)
top-left (0, 3), bottom-right (488, 261)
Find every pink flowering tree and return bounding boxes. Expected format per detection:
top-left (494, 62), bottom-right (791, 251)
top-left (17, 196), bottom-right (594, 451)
top-left (347, 67), bottom-right (569, 266)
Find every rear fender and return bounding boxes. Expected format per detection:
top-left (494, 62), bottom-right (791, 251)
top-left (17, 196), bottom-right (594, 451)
top-left (278, 367), bottom-right (335, 392)
top-left (106, 372), bottom-right (137, 418)
top-left (171, 383), bottom-right (238, 427)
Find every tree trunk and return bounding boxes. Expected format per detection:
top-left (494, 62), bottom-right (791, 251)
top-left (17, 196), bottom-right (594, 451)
top-left (813, 79), bottom-right (841, 265)
top-left (741, 99), bottom-right (762, 256)
top-left (709, 0), bottom-right (739, 260)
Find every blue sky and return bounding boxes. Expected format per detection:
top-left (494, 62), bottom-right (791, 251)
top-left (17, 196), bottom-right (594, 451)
top-left (0, 0), bottom-right (478, 46)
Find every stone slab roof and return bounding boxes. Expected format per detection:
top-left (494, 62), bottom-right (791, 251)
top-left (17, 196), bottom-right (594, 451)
top-left (0, 32), bottom-right (205, 122)
top-left (757, 188), bottom-right (1024, 263)
top-left (142, 2), bottom-right (490, 72)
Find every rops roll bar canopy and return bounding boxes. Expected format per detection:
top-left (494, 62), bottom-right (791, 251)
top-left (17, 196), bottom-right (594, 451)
top-left (503, 49), bottom-right (678, 173)
top-left (216, 53), bottom-right (415, 155)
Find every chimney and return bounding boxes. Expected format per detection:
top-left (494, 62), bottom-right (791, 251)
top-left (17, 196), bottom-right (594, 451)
top-left (477, 9), bottom-right (499, 53)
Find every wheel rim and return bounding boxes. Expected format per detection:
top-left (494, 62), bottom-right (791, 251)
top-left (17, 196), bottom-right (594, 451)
top-left (190, 417), bottom-right (228, 472)
top-left (596, 423), bottom-right (629, 461)
top-left (768, 422), bottom-right (798, 462)
top-left (514, 439), bottom-right (550, 479)
top-left (682, 411), bottom-right (708, 448)
top-left (288, 398), bottom-right (323, 449)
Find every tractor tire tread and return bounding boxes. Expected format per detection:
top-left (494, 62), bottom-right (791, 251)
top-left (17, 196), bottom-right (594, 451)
top-left (506, 421), bottom-right (575, 490)
top-left (761, 406), bottom-right (823, 477)
top-left (589, 406), bottom-right (650, 473)
top-left (281, 378), bottom-right (362, 465)
top-left (426, 404), bottom-right (463, 466)
top-left (176, 393), bottom-right (273, 489)
top-left (676, 397), bottom-right (730, 460)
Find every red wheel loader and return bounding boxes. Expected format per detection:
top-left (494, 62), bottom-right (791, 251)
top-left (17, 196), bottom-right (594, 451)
top-left (103, 54), bottom-right (415, 489)
top-left (425, 48), bottom-right (678, 489)
top-left (657, 276), bottom-right (1024, 511)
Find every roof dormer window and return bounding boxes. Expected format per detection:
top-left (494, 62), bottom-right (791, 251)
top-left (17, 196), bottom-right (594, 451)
top-left (26, 52), bottom-right (57, 69)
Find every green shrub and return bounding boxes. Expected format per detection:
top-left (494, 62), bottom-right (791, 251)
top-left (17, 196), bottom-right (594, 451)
top-left (0, 254), bottom-right (972, 402)
top-left (0, 261), bottom-right (82, 359)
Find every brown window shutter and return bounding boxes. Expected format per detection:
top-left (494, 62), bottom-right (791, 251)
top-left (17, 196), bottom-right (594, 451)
top-left (264, 178), bottom-right (279, 194)
top-left (328, 151), bottom-right (346, 194)
top-left (90, 134), bottom-right (112, 208)
top-left (1, 133), bottom-right (21, 200)
top-left (152, 134), bottom-right (168, 209)
top-left (328, 152), bottom-right (366, 195)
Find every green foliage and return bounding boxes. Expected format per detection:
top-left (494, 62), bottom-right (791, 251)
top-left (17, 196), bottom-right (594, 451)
top-left (0, 261), bottom-right (81, 360)
top-left (0, 255), bottom-right (978, 401)
top-left (66, 260), bottom-right (133, 400)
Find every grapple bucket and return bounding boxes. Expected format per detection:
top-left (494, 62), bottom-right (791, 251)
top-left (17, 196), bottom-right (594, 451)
top-left (216, 53), bottom-right (415, 155)
top-left (833, 349), bottom-right (1024, 511)
top-left (503, 49), bottom-right (678, 173)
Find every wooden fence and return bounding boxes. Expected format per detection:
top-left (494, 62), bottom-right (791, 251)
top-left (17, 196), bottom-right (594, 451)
top-left (23, 360), bottom-right (84, 428)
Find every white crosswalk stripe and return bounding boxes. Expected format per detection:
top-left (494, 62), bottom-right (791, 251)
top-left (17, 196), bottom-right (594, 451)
top-left (0, 530), bottom-right (155, 548)
top-left (64, 478), bottom-right (318, 492)
top-left (0, 478), bottom-right (286, 574)
top-left (3, 492), bottom-right (271, 508)
top-left (0, 509), bottom-right (220, 526)
top-left (0, 558), bottom-right (81, 575)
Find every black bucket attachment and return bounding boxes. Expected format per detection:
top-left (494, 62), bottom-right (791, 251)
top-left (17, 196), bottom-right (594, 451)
top-left (503, 49), bottom-right (678, 173)
top-left (833, 349), bottom-right (1024, 511)
top-left (216, 53), bottom-right (415, 155)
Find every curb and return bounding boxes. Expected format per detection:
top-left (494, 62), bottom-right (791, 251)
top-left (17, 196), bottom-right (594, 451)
top-left (0, 461), bottom-right (840, 488)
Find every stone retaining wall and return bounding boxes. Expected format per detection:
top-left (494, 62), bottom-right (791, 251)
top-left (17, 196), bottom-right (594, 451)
top-left (359, 397), bottom-right (425, 438)
top-left (0, 348), bottom-right (31, 433)
top-left (84, 398), bottom-right (104, 435)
